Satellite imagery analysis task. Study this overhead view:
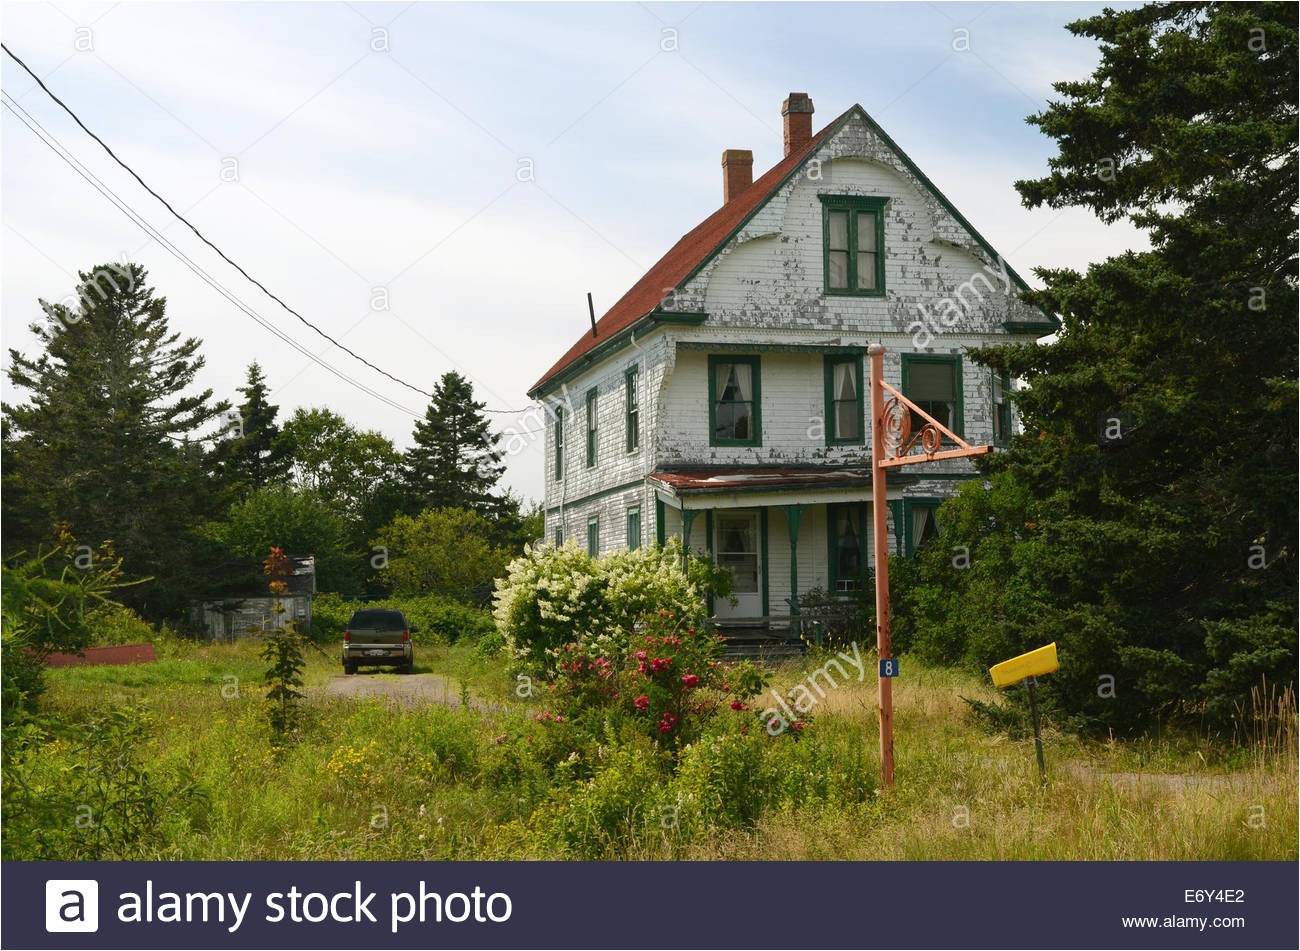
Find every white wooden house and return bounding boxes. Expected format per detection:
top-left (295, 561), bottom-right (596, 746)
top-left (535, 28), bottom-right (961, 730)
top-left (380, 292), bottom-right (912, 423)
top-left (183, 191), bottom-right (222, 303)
top-left (528, 92), bottom-right (1054, 631)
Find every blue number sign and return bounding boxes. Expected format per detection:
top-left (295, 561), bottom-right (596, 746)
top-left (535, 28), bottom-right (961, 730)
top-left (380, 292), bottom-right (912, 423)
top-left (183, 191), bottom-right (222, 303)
top-left (880, 658), bottom-right (900, 678)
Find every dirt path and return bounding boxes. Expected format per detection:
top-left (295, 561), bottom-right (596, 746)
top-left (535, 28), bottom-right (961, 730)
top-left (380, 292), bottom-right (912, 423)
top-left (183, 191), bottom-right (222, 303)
top-left (317, 671), bottom-right (471, 708)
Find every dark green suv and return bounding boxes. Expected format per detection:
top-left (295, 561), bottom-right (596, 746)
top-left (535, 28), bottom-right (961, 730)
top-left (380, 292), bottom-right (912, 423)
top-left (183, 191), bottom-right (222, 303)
top-left (342, 608), bottom-right (414, 674)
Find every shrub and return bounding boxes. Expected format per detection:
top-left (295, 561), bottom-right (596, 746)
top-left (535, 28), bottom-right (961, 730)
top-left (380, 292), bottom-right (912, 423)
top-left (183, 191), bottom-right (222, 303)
top-left (531, 743), bottom-right (670, 859)
top-left (370, 507), bottom-right (511, 605)
top-left (1, 533), bottom-right (138, 719)
top-left (493, 538), bottom-right (730, 674)
top-left (86, 604), bottom-right (157, 646)
top-left (546, 612), bottom-right (770, 754)
top-left (1, 704), bottom-right (208, 860)
top-left (312, 593), bottom-right (495, 645)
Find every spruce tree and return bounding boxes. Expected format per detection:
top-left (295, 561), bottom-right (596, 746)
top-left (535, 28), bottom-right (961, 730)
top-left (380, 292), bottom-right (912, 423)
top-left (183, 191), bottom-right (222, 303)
top-left (2, 262), bottom-right (229, 615)
top-left (211, 361), bottom-right (291, 499)
top-left (404, 371), bottom-right (505, 517)
top-left (898, 2), bottom-right (1296, 732)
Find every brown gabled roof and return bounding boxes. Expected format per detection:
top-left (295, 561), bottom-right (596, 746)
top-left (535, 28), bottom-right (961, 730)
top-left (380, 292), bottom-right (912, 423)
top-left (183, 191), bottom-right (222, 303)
top-left (530, 108), bottom-right (848, 395)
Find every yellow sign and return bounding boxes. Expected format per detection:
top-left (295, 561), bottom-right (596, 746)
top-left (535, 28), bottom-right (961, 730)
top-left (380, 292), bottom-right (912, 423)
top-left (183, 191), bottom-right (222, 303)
top-left (989, 642), bottom-right (1059, 689)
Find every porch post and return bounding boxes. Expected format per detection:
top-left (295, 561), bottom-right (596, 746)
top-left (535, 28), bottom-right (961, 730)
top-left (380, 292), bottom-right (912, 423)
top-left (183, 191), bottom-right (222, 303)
top-left (680, 508), bottom-right (699, 571)
top-left (869, 344), bottom-right (895, 789)
top-left (781, 504), bottom-right (805, 617)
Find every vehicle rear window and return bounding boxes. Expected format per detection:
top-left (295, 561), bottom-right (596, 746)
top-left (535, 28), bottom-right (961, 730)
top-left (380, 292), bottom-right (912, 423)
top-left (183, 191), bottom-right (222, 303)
top-left (348, 609), bottom-right (406, 629)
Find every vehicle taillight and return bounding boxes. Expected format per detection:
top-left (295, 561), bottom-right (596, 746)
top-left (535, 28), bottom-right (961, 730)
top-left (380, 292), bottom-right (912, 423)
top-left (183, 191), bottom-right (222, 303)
top-left (403, 630), bottom-right (410, 642)
top-left (344, 630), bottom-right (351, 642)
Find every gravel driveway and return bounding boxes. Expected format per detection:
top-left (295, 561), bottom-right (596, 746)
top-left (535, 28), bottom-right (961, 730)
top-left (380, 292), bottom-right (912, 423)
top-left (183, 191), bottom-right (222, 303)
top-left (317, 671), bottom-right (471, 707)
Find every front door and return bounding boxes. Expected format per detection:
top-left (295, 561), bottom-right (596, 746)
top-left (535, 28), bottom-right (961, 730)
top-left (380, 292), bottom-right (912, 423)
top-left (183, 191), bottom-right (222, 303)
top-left (714, 510), bottom-right (762, 619)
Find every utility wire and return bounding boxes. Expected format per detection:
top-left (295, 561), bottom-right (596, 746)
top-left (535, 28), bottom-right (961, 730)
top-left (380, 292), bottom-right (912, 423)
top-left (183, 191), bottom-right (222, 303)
top-left (3, 41), bottom-right (537, 416)
top-left (1, 91), bottom-right (424, 422)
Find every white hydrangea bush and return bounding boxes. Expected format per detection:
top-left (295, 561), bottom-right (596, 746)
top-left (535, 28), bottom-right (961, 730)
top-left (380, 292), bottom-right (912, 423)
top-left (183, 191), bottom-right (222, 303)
top-left (493, 537), bottom-right (716, 673)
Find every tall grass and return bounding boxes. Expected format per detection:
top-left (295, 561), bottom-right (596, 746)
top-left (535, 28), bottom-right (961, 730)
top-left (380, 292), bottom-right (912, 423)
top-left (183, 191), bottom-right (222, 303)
top-left (7, 641), bottom-right (1295, 862)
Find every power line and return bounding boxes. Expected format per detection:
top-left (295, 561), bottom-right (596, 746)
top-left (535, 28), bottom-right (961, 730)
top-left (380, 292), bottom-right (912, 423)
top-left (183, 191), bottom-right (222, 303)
top-left (4, 41), bottom-right (438, 402)
top-left (1, 91), bottom-right (424, 422)
top-left (2, 42), bottom-right (537, 417)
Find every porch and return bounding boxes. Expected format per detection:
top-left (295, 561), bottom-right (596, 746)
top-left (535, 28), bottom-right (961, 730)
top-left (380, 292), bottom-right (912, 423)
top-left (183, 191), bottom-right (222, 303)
top-left (650, 467), bottom-right (909, 651)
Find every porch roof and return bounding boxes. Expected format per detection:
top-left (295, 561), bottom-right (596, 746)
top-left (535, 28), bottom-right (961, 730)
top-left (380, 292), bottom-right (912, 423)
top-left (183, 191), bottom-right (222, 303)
top-left (651, 466), bottom-right (881, 497)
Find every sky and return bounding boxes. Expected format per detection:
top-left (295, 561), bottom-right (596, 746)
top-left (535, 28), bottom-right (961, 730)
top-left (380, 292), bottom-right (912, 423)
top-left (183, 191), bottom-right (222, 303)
top-left (0, 0), bottom-right (1147, 504)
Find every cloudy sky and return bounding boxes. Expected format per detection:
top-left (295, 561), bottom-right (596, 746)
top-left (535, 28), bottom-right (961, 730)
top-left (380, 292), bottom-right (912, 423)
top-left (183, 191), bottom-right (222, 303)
top-left (1, 1), bottom-right (1145, 503)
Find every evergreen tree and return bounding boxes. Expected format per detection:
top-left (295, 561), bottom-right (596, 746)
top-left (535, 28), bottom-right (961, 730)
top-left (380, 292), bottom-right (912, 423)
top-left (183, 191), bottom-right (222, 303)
top-left (210, 362), bottom-right (290, 500)
top-left (404, 371), bottom-right (505, 517)
top-left (898, 2), bottom-right (1296, 733)
top-left (2, 262), bottom-right (229, 616)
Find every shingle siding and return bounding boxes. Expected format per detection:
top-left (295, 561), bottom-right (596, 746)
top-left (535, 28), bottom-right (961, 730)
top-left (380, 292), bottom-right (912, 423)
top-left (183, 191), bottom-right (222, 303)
top-left (541, 109), bottom-right (1033, 556)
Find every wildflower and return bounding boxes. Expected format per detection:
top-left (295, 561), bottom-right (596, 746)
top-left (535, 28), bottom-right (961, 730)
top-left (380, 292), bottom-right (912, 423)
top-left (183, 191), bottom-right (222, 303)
top-left (730, 700), bottom-right (747, 711)
top-left (634, 695), bottom-right (649, 712)
top-left (681, 674), bottom-right (699, 689)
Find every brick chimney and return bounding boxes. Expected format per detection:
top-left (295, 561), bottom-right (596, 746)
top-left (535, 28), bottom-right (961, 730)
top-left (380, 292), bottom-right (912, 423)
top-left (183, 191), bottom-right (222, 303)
top-left (781, 92), bottom-right (814, 157)
top-left (721, 149), bottom-right (754, 204)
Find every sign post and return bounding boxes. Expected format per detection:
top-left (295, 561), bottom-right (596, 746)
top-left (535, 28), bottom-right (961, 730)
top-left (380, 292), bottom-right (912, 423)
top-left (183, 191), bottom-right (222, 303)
top-left (868, 344), bottom-right (992, 789)
top-left (989, 642), bottom-right (1060, 782)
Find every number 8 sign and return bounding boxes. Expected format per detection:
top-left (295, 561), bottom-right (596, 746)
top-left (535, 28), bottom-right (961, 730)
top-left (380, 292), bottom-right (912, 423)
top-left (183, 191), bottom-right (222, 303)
top-left (879, 658), bottom-right (899, 678)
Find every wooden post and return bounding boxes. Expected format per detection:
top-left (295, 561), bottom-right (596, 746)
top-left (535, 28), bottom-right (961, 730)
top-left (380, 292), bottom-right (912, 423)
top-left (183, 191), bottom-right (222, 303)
top-left (1027, 676), bottom-right (1046, 783)
top-left (868, 344), bottom-right (894, 789)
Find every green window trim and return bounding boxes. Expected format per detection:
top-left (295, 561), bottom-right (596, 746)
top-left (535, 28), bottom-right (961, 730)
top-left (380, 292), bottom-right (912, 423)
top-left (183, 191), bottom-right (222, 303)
top-left (902, 498), bottom-right (945, 557)
top-left (707, 354), bottom-right (762, 447)
top-left (992, 371), bottom-right (1012, 447)
top-left (901, 353), bottom-right (964, 439)
top-left (553, 406), bottom-right (564, 480)
top-left (554, 525), bottom-right (564, 547)
top-left (587, 516), bottom-right (599, 557)
top-left (585, 388), bottom-right (598, 468)
top-left (625, 365), bottom-right (640, 453)
top-left (626, 506), bottom-right (641, 551)
top-left (820, 195), bottom-right (887, 297)
top-left (827, 502), bottom-right (869, 594)
top-left (823, 354), bottom-right (865, 445)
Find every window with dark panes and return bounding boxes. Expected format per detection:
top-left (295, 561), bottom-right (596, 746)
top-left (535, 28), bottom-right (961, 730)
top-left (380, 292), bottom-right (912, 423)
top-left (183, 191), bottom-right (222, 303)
top-left (625, 365), bottom-right (640, 452)
top-left (903, 356), bottom-right (962, 437)
top-left (585, 388), bottom-right (598, 467)
top-left (828, 503), bottom-right (867, 593)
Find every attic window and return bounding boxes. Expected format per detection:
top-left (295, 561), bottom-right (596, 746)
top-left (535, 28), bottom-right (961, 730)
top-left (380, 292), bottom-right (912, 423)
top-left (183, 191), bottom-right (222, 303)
top-left (820, 195), bottom-right (886, 296)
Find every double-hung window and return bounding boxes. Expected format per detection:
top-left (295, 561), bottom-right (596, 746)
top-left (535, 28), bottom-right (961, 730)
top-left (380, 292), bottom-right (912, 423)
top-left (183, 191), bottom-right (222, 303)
top-left (904, 499), bottom-right (943, 556)
top-left (708, 355), bottom-right (761, 446)
top-left (625, 365), bottom-right (640, 452)
top-left (824, 355), bottom-right (864, 444)
top-left (902, 354), bottom-right (963, 438)
top-left (821, 196), bottom-right (886, 295)
top-left (828, 502), bottom-right (867, 593)
top-left (553, 406), bottom-right (564, 480)
top-left (587, 516), bottom-right (599, 557)
top-left (585, 388), bottom-right (598, 468)
top-left (992, 372), bottom-right (1012, 446)
top-left (626, 507), bottom-right (641, 551)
